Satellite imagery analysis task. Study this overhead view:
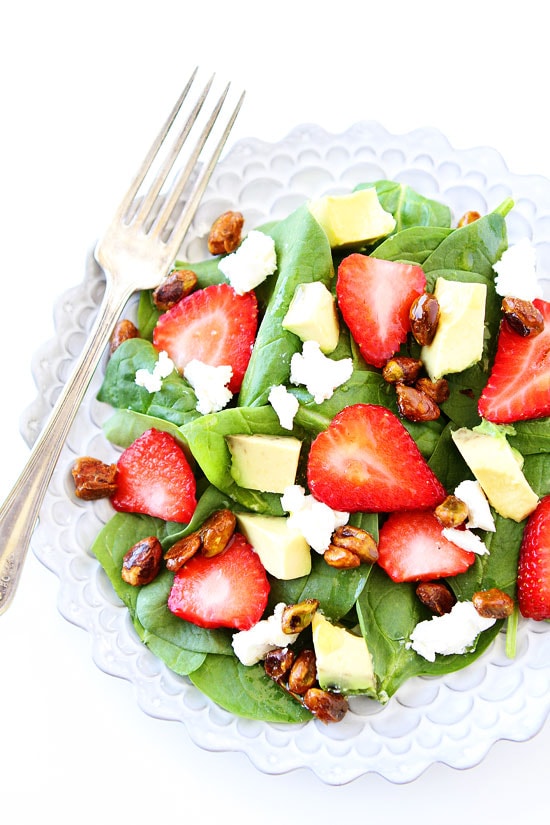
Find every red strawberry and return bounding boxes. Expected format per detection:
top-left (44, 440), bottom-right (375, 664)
top-left (153, 283), bottom-right (258, 393)
top-left (336, 254), bottom-right (426, 368)
top-left (168, 533), bottom-right (270, 630)
top-left (478, 298), bottom-right (550, 423)
top-left (306, 404), bottom-right (446, 512)
top-left (112, 428), bottom-right (196, 523)
top-left (377, 510), bottom-right (476, 582)
top-left (517, 495), bottom-right (550, 620)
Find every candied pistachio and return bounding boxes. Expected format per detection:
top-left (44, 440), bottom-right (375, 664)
top-left (472, 588), bottom-right (515, 619)
top-left (382, 356), bottom-right (423, 385)
top-left (434, 494), bottom-right (469, 528)
top-left (331, 524), bottom-right (378, 564)
top-left (303, 688), bottom-right (348, 724)
top-left (502, 296), bottom-right (544, 337)
top-left (264, 647), bottom-right (295, 682)
top-left (281, 599), bottom-right (320, 634)
top-left (208, 210), bottom-right (244, 255)
top-left (457, 210), bottom-right (481, 227)
top-left (409, 292), bottom-right (440, 346)
top-left (395, 383), bottom-right (441, 422)
top-left (199, 509), bottom-right (237, 558)
top-left (416, 581), bottom-right (456, 616)
top-left (152, 269), bottom-right (198, 311)
top-left (109, 319), bottom-right (139, 354)
top-left (415, 376), bottom-right (450, 404)
top-left (72, 456), bottom-right (117, 500)
top-left (122, 536), bottom-right (163, 586)
top-left (323, 544), bottom-right (361, 569)
top-left (164, 532), bottom-right (201, 572)
top-left (288, 649), bottom-right (317, 695)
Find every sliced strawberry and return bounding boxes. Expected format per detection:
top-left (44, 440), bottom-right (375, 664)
top-left (153, 283), bottom-right (258, 393)
top-left (478, 298), bottom-right (550, 423)
top-left (167, 533), bottom-right (270, 630)
top-left (306, 404), bottom-right (446, 512)
top-left (377, 510), bottom-right (476, 582)
top-left (336, 254), bottom-right (426, 368)
top-left (112, 428), bottom-right (196, 523)
top-left (517, 496), bottom-right (550, 620)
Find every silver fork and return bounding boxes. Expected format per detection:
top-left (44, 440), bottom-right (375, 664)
top-left (0, 70), bottom-right (245, 615)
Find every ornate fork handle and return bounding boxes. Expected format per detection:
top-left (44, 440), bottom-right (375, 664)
top-left (0, 279), bottom-right (130, 614)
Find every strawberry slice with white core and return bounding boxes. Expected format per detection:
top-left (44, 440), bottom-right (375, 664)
top-left (112, 428), bottom-right (196, 524)
top-left (517, 496), bottom-right (550, 620)
top-left (168, 533), bottom-right (270, 630)
top-left (478, 297), bottom-right (550, 423)
top-left (337, 254), bottom-right (426, 368)
top-left (377, 510), bottom-right (476, 582)
top-left (153, 282), bottom-right (258, 393)
top-left (306, 404), bottom-right (446, 513)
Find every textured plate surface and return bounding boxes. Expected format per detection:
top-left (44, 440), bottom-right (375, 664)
top-left (23, 122), bottom-right (550, 785)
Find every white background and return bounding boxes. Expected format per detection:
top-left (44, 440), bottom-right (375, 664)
top-left (2, 1), bottom-right (549, 821)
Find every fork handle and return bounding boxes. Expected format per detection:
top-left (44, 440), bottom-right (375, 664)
top-left (0, 279), bottom-right (131, 615)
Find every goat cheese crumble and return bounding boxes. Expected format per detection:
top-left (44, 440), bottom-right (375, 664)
top-left (183, 359), bottom-right (233, 415)
top-left (135, 350), bottom-right (175, 393)
top-left (442, 526), bottom-right (489, 555)
top-left (281, 484), bottom-right (349, 553)
top-left (289, 340), bottom-right (353, 404)
top-left (493, 238), bottom-right (543, 301)
top-left (409, 600), bottom-right (496, 662)
top-left (231, 602), bottom-right (299, 666)
top-left (268, 384), bottom-right (299, 430)
top-left (218, 230), bottom-right (277, 295)
top-left (454, 479), bottom-right (496, 532)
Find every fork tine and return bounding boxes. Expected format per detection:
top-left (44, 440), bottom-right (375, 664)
top-left (154, 86), bottom-right (246, 258)
top-left (114, 67), bottom-right (199, 221)
top-left (130, 73), bottom-right (216, 228)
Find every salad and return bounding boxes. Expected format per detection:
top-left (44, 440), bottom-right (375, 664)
top-left (73, 178), bottom-right (550, 725)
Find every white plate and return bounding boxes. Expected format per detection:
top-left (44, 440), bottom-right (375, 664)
top-left (23, 122), bottom-right (550, 785)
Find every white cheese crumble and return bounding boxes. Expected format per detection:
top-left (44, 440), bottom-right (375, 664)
top-left (442, 526), bottom-right (489, 555)
top-left (454, 479), bottom-right (496, 532)
top-left (231, 602), bottom-right (299, 666)
top-left (218, 229), bottom-right (277, 295)
top-left (289, 340), bottom-right (353, 404)
top-left (268, 384), bottom-right (299, 430)
top-left (135, 350), bottom-right (175, 393)
top-left (183, 359), bottom-right (233, 415)
top-left (280, 484), bottom-right (349, 553)
top-left (493, 238), bottom-right (543, 301)
top-left (409, 600), bottom-right (496, 662)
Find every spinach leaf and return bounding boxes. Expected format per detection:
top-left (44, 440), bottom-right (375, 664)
top-left (422, 200), bottom-right (513, 278)
top-left (102, 408), bottom-right (189, 450)
top-left (90, 512), bottom-right (191, 614)
top-left (358, 180), bottom-right (452, 230)
top-left (97, 338), bottom-right (200, 427)
top-left (374, 226), bottom-right (453, 264)
top-left (189, 654), bottom-right (312, 723)
top-left (238, 205), bottom-right (333, 407)
top-left (139, 629), bottom-right (206, 676)
top-left (267, 553), bottom-right (371, 622)
top-left (356, 565), bottom-right (502, 700)
top-left (508, 418), bottom-right (550, 456)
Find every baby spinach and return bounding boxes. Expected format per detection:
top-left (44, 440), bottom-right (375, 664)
top-left (238, 205), bottom-right (333, 408)
top-left (358, 180), bottom-right (452, 231)
top-left (268, 553), bottom-right (371, 622)
top-left (102, 408), bottom-right (189, 450)
top-left (97, 338), bottom-right (200, 427)
top-left (189, 654), bottom-right (312, 723)
top-left (356, 566), bottom-right (502, 700)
